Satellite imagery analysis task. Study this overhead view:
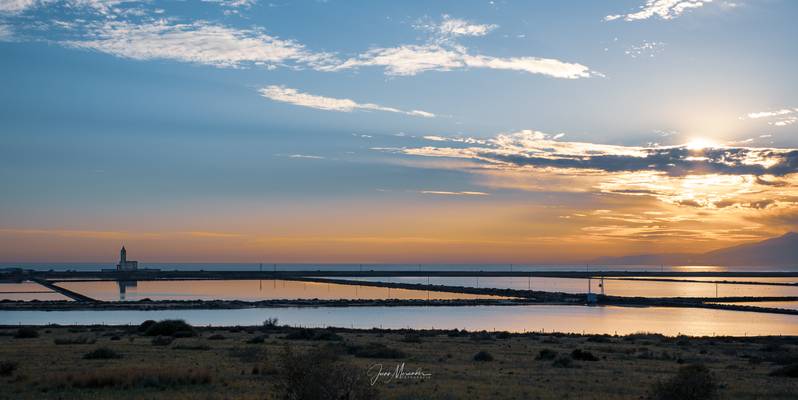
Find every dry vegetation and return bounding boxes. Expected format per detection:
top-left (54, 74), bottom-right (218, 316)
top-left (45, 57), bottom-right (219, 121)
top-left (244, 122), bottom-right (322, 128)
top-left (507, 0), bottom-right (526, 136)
top-left (0, 323), bottom-right (797, 399)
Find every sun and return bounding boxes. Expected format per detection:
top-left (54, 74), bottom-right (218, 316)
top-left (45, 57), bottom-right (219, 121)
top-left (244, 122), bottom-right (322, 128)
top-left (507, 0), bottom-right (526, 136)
top-left (685, 138), bottom-right (720, 150)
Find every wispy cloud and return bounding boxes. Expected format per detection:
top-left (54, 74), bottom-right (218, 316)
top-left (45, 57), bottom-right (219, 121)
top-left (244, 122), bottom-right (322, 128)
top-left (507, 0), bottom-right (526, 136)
top-left (381, 130), bottom-right (798, 210)
top-left (322, 15), bottom-right (596, 79)
top-left (66, 20), bottom-right (334, 69)
top-left (0, 0), bottom-right (35, 13)
top-left (419, 190), bottom-right (490, 196)
top-left (0, 23), bottom-right (12, 40)
top-left (414, 14), bottom-right (497, 41)
top-left (605, 0), bottom-right (712, 21)
top-left (0, 0), bottom-right (146, 15)
top-left (325, 43), bottom-right (596, 78)
top-left (286, 154), bottom-right (325, 159)
top-left (625, 41), bottom-right (666, 58)
top-left (9, 8), bottom-right (596, 79)
top-left (259, 85), bottom-right (436, 118)
top-left (746, 107), bottom-right (798, 126)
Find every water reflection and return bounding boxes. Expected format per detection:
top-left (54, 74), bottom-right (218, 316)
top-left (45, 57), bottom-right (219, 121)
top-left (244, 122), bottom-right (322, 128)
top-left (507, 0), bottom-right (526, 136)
top-left (2, 305), bottom-right (797, 336)
top-left (0, 282), bottom-right (71, 301)
top-left (711, 301), bottom-right (798, 311)
top-left (345, 276), bottom-right (798, 298)
top-left (56, 279), bottom-right (506, 302)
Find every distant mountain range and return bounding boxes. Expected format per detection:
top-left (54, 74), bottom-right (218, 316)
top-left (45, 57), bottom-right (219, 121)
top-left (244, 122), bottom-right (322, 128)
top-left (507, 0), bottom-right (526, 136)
top-left (592, 232), bottom-right (798, 266)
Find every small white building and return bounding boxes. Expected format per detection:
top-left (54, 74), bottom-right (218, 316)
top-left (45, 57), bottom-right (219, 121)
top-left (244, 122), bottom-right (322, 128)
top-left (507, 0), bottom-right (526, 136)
top-left (116, 246), bottom-right (138, 271)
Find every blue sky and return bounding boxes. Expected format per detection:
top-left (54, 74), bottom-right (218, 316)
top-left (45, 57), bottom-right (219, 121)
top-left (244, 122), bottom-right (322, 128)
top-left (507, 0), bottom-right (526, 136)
top-left (1, 0), bottom-right (798, 263)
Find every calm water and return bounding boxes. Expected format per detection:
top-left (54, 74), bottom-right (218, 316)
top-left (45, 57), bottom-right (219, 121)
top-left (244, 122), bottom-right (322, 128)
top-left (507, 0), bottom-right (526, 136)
top-left (4, 262), bottom-right (797, 273)
top-left (711, 301), bottom-right (798, 311)
top-left (55, 280), bottom-right (506, 302)
top-left (344, 276), bottom-right (798, 298)
top-left (2, 305), bottom-right (797, 336)
top-left (0, 282), bottom-right (70, 301)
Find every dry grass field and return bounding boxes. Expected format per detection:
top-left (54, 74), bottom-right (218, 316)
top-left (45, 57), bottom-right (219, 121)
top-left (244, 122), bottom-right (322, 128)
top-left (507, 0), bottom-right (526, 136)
top-left (1, 322), bottom-right (797, 399)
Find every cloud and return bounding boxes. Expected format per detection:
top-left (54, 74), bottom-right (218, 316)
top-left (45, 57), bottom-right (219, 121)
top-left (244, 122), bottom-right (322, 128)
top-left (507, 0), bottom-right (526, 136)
top-left (0, 0), bottom-right (38, 13)
top-left (0, 23), bottom-right (12, 41)
top-left (11, 9), bottom-right (595, 79)
top-left (202, 0), bottom-right (257, 7)
top-left (605, 0), bottom-right (712, 22)
top-left (625, 41), bottom-right (665, 58)
top-left (415, 14), bottom-right (497, 40)
top-left (381, 130), bottom-right (798, 210)
top-left (259, 85), bottom-right (436, 118)
top-left (419, 190), bottom-right (490, 196)
top-left (396, 130), bottom-right (798, 177)
top-left (286, 154), bottom-right (325, 159)
top-left (0, 0), bottom-right (145, 15)
top-left (326, 43), bottom-right (596, 78)
top-left (745, 107), bottom-right (798, 127)
top-left (66, 20), bottom-right (334, 69)
top-left (320, 14), bottom-right (596, 79)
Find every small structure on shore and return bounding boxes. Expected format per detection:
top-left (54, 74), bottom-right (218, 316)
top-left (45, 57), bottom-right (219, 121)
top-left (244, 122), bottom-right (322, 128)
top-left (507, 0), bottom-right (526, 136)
top-left (116, 246), bottom-right (138, 271)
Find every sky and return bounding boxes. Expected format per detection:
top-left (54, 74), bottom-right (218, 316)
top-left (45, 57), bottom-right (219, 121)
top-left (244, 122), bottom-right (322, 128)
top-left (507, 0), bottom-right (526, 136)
top-left (1, 0), bottom-right (798, 264)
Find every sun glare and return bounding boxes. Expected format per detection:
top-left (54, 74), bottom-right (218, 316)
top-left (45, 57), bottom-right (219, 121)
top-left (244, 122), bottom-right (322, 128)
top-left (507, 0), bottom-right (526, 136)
top-left (685, 138), bottom-right (720, 150)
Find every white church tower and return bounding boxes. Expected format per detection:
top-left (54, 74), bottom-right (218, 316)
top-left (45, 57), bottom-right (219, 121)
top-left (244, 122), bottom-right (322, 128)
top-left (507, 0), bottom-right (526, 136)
top-left (116, 245), bottom-right (139, 271)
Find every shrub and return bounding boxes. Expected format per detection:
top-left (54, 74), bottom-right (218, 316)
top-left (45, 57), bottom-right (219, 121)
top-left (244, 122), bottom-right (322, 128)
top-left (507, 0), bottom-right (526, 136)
top-left (587, 335), bottom-right (612, 343)
top-left (151, 336), bottom-right (174, 346)
top-left (0, 361), bottom-right (18, 376)
top-left (285, 328), bottom-right (342, 341)
top-left (51, 367), bottom-right (211, 389)
top-left (228, 346), bottom-right (267, 363)
top-left (552, 356), bottom-right (573, 368)
top-left (83, 348), bottom-right (122, 360)
top-left (469, 332), bottom-right (494, 341)
top-left (54, 336), bottom-right (95, 345)
top-left (347, 343), bottom-right (406, 359)
top-left (536, 348), bottom-right (558, 360)
top-left (571, 349), bottom-right (599, 361)
top-left (276, 347), bottom-right (377, 400)
top-left (207, 334), bottom-right (226, 341)
top-left (650, 364), bottom-right (718, 400)
top-left (14, 327), bottom-right (38, 339)
top-left (473, 351), bottom-right (494, 362)
top-left (770, 364), bottom-right (798, 378)
top-left (143, 320), bottom-right (195, 337)
top-left (174, 343), bottom-right (211, 351)
top-left (262, 318), bottom-right (280, 330)
top-left (495, 331), bottom-right (512, 340)
top-left (138, 320), bottom-right (157, 332)
top-left (247, 335), bottom-right (268, 344)
top-left (402, 333), bottom-right (422, 343)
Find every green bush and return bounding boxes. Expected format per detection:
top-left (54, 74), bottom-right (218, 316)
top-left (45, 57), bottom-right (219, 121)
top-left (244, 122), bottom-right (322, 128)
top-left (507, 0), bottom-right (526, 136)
top-left (347, 343), bottom-right (406, 359)
top-left (247, 335), bottom-right (268, 344)
top-left (473, 351), bottom-right (494, 362)
top-left (571, 349), bottom-right (599, 361)
top-left (650, 364), bottom-right (718, 400)
top-left (173, 343), bottom-right (211, 351)
top-left (536, 348), bottom-right (558, 360)
top-left (138, 320), bottom-right (156, 332)
top-left (14, 327), bottom-right (39, 339)
top-left (151, 336), bottom-right (174, 346)
top-left (54, 336), bottom-right (95, 345)
top-left (552, 356), bottom-right (573, 368)
top-left (285, 328), bottom-right (342, 341)
top-left (83, 347), bottom-right (122, 360)
top-left (143, 320), bottom-right (195, 337)
top-left (0, 361), bottom-right (18, 376)
top-left (276, 347), bottom-right (377, 400)
top-left (770, 364), bottom-right (798, 378)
